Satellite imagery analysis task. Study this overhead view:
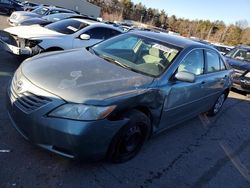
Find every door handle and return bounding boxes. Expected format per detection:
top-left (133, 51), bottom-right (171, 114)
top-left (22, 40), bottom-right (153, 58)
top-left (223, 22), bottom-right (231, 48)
top-left (200, 81), bottom-right (206, 88)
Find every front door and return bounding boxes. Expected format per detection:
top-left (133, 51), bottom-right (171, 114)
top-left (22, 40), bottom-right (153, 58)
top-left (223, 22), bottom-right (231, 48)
top-left (73, 27), bottom-right (106, 48)
top-left (159, 49), bottom-right (208, 129)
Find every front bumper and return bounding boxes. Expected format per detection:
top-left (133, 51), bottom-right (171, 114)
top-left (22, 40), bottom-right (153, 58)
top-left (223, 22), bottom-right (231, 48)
top-left (232, 69), bottom-right (250, 93)
top-left (232, 77), bottom-right (250, 93)
top-left (6, 76), bottom-right (127, 160)
top-left (8, 18), bottom-right (19, 27)
top-left (0, 38), bottom-right (32, 55)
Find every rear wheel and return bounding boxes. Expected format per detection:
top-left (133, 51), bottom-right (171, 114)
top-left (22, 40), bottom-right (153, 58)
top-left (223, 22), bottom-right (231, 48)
top-left (207, 92), bottom-right (226, 116)
top-left (107, 110), bottom-right (151, 163)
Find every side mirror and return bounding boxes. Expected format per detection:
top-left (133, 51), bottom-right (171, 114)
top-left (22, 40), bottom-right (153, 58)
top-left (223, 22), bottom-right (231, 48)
top-left (79, 34), bottom-right (90, 40)
top-left (175, 71), bottom-right (196, 83)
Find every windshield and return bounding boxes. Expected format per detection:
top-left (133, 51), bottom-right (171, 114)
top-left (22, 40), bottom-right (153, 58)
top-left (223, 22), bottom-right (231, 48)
top-left (32, 7), bottom-right (49, 15)
top-left (92, 34), bottom-right (181, 77)
top-left (43, 13), bottom-right (75, 22)
top-left (45, 19), bottom-right (89, 34)
top-left (226, 48), bottom-right (250, 62)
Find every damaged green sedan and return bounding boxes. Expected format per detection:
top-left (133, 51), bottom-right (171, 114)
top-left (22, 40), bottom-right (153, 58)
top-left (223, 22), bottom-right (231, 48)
top-left (7, 31), bottom-right (232, 163)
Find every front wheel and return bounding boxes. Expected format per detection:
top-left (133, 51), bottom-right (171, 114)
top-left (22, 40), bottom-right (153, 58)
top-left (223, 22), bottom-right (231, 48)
top-left (107, 110), bottom-right (151, 163)
top-left (207, 93), bottom-right (226, 116)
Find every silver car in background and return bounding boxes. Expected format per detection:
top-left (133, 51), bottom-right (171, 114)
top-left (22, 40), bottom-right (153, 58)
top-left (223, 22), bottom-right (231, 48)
top-left (8, 6), bottom-right (75, 26)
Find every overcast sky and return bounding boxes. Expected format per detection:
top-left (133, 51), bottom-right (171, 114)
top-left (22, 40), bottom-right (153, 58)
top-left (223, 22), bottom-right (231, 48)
top-left (131, 0), bottom-right (250, 25)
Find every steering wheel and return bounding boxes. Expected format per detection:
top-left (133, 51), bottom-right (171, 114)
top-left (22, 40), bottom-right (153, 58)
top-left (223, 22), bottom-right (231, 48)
top-left (154, 61), bottom-right (165, 70)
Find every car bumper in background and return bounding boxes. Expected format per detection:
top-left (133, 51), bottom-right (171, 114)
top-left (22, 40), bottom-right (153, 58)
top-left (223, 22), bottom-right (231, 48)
top-left (8, 18), bottom-right (19, 26)
top-left (0, 39), bottom-right (31, 55)
top-left (232, 77), bottom-right (250, 93)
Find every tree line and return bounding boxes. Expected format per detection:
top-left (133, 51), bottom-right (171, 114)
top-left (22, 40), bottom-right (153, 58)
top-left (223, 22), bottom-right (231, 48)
top-left (88, 0), bottom-right (250, 46)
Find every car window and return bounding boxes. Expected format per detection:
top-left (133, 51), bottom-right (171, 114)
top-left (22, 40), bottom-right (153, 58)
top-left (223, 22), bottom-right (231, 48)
top-left (43, 13), bottom-right (73, 22)
top-left (106, 29), bottom-right (121, 38)
top-left (206, 50), bottom-right (220, 73)
top-left (92, 34), bottom-right (181, 77)
top-left (32, 7), bottom-right (49, 15)
top-left (84, 27), bottom-right (108, 39)
top-left (177, 49), bottom-right (204, 75)
top-left (106, 36), bottom-right (139, 50)
top-left (1, 0), bottom-right (11, 4)
top-left (226, 48), bottom-right (250, 62)
top-left (45, 19), bottom-right (89, 34)
top-left (47, 10), bottom-right (60, 15)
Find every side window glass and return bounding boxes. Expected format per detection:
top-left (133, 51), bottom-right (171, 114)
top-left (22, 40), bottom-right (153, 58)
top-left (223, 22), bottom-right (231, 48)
top-left (49, 10), bottom-right (59, 15)
top-left (85, 28), bottom-right (106, 40)
top-left (206, 50), bottom-right (220, 73)
top-left (107, 29), bottom-right (121, 38)
top-left (177, 50), bottom-right (204, 75)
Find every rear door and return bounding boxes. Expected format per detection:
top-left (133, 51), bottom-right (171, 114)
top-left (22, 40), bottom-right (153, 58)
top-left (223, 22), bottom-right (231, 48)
top-left (202, 49), bottom-right (229, 106)
top-left (73, 27), bottom-right (109, 48)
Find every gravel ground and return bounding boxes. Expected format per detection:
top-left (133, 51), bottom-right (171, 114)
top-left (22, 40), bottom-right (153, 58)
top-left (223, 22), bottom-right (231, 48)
top-left (1, 15), bottom-right (250, 188)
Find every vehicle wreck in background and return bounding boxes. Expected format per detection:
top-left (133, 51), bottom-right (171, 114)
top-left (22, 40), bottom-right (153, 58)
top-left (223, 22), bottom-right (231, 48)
top-left (225, 45), bottom-right (250, 94)
top-left (0, 18), bottom-right (122, 55)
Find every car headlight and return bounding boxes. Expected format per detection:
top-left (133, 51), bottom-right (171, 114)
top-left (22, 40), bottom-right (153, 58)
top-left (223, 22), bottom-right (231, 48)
top-left (48, 104), bottom-right (116, 121)
top-left (245, 72), bottom-right (250, 78)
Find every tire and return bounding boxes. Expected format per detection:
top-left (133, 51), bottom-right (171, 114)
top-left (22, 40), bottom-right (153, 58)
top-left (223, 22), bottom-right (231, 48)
top-left (207, 92), bottom-right (226, 116)
top-left (107, 110), bottom-right (151, 163)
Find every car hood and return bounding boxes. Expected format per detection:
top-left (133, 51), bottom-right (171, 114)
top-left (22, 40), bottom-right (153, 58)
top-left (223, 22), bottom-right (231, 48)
top-left (21, 17), bottom-right (48, 25)
top-left (4, 25), bottom-right (64, 39)
top-left (224, 57), bottom-right (250, 71)
top-left (11, 11), bottom-right (41, 19)
top-left (21, 49), bottom-right (154, 103)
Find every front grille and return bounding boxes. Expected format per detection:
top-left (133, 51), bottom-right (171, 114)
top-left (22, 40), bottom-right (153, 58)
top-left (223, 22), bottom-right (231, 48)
top-left (10, 79), bottom-right (51, 113)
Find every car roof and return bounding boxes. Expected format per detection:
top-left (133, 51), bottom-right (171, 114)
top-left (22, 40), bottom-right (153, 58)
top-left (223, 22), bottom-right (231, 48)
top-left (72, 18), bottom-right (99, 25)
top-left (45, 6), bottom-right (75, 13)
top-left (130, 30), bottom-right (211, 49)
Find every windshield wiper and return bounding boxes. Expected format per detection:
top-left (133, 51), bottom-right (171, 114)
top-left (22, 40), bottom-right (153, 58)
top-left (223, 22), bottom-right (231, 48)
top-left (100, 54), bottom-right (131, 70)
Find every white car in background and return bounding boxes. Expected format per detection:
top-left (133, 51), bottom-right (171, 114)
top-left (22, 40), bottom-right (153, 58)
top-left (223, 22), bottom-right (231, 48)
top-left (8, 6), bottom-right (75, 26)
top-left (0, 18), bottom-right (123, 56)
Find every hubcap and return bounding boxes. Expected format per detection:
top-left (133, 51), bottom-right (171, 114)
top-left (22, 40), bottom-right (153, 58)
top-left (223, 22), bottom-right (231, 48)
top-left (120, 125), bottom-right (143, 155)
top-left (214, 94), bottom-right (225, 113)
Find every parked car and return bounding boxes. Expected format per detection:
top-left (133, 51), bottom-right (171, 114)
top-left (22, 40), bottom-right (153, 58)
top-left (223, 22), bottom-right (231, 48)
top-left (8, 6), bottom-right (75, 26)
top-left (212, 43), bottom-right (233, 55)
top-left (0, 18), bottom-right (122, 55)
top-left (18, 13), bottom-right (96, 26)
top-left (7, 31), bottom-right (232, 162)
top-left (224, 45), bottom-right (250, 94)
top-left (0, 0), bottom-right (23, 15)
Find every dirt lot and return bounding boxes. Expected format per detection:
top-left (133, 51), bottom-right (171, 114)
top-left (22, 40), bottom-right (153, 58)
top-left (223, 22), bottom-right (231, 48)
top-left (1, 15), bottom-right (250, 188)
